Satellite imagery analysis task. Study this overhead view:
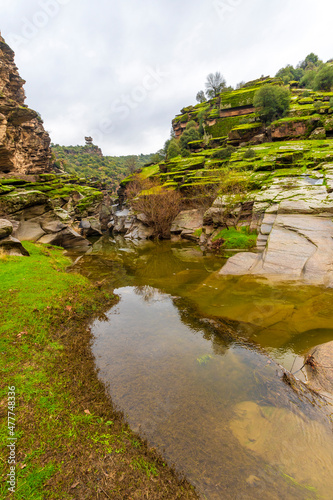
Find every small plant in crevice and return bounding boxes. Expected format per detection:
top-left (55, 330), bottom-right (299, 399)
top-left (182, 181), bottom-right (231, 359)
top-left (243, 148), bottom-right (256, 159)
top-left (211, 145), bottom-right (236, 160)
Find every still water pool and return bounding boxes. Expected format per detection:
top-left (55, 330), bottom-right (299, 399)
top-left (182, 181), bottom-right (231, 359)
top-left (72, 237), bottom-right (333, 499)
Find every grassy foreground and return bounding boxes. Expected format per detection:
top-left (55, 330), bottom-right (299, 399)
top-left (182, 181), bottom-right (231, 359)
top-left (0, 243), bottom-right (198, 499)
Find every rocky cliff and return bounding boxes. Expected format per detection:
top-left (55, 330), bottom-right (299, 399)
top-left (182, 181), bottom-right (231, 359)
top-left (0, 36), bottom-right (113, 253)
top-left (0, 34), bottom-right (52, 175)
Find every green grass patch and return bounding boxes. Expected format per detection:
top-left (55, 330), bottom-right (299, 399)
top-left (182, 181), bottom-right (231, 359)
top-left (212, 227), bottom-right (257, 249)
top-left (271, 115), bottom-right (314, 126)
top-left (231, 122), bottom-right (263, 131)
top-left (139, 163), bottom-right (160, 179)
top-left (131, 457), bottom-right (159, 478)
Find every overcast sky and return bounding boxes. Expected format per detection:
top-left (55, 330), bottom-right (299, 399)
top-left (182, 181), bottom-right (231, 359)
top-left (1, 0), bottom-right (333, 156)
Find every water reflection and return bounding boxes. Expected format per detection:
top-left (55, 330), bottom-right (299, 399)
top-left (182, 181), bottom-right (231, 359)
top-left (91, 286), bottom-right (333, 500)
top-left (70, 236), bottom-right (333, 371)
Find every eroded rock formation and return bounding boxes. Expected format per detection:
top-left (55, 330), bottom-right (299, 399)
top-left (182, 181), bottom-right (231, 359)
top-left (0, 34), bottom-right (52, 175)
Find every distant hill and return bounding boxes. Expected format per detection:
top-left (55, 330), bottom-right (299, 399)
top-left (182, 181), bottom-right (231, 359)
top-left (51, 144), bottom-right (154, 192)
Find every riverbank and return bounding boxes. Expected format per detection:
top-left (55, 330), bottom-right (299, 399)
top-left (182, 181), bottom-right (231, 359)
top-left (0, 242), bottom-right (198, 499)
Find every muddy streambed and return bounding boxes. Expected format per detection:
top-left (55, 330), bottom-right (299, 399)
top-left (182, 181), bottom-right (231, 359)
top-left (70, 236), bottom-right (333, 499)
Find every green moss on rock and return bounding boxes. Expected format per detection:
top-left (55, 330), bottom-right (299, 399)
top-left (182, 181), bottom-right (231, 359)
top-left (0, 190), bottom-right (49, 214)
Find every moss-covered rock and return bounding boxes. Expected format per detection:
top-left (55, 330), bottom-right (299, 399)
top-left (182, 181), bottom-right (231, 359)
top-left (228, 123), bottom-right (264, 144)
top-left (0, 190), bottom-right (49, 215)
top-left (298, 97), bottom-right (314, 105)
top-left (309, 127), bottom-right (326, 140)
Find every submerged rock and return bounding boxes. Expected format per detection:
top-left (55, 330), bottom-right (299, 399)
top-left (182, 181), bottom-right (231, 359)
top-left (230, 400), bottom-right (333, 498)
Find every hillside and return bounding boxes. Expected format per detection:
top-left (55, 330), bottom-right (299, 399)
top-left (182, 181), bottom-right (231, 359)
top-left (52, 144), bottom-right (154, 192)
top-left (119, 76), bottom-right (333, 195)
top-left (113, 73), bottom-right (333, 285)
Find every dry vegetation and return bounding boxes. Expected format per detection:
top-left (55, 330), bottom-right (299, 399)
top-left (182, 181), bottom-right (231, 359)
top-left (126, 175), bottom-right (182, 238)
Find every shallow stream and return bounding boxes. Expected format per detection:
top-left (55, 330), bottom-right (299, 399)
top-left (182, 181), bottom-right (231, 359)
top-left (71, 236), bottom-right (333, 499)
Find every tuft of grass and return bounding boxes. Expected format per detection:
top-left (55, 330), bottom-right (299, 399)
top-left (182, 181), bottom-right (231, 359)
top-left (193, 228), bottom-right (203, 238)
top-left (131, 457), bottom-right (159, 478)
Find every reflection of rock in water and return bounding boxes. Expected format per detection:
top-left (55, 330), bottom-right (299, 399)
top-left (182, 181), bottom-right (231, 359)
top-left (70, 255), bottom-right (130, 289)
top-left (281, 328), bottom-right (333, 354)
top-left (230, 401), bottom-right (333, 499)
top-left (172, 296), bottom-right (236, 355)
top-left (134, 285), bottom-right (164, 302)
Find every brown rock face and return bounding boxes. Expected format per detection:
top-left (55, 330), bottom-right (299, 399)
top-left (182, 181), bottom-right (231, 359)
top-left (0, 35), bottom-right (52, 175)
top-left (270, 121), bottom-right (308, 140)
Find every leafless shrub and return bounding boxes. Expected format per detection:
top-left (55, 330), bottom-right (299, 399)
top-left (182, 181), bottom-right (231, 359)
top-left (125, 174), bottom-right (155, 201)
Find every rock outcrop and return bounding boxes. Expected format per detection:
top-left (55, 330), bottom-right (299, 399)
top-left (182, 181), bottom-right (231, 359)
top-left (0, 174), bottom-right (114, 248)
top-left (109, 208), bottom-right (155, 240)
top-left (0, 34), bottom-right (52, 175)
top-left (305, 341), bottom-right (333, 395)
top-left (170, 209), bottom-right (204, 240)
top-left (220, 172), bottom-right (333, 285)
top-left (0, 218), bottom-right (29, 256)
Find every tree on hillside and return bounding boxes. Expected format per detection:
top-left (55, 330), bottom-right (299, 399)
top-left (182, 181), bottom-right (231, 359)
top-left (253, 85), bottom-right (291, 124)
top-left (167, 139), bottom-right (181, 159)
top-left (151, 150), bottom-right (165, 163)
top-left (205, 72), bottom-right (227, 98)
top-left (179, 121), bottom-right (202, 155)
top-left (300, 53), bottom-right (321, 70)
top-left (236, 81), bottom-right (246, 89)
top-left (196, 90), bottom-right (207, 103)
top-left (300, 69), bottom-right (317, 89)
top-left (276, 64), bottom-right (304, 84)
top-left (275, 54), bottom-right (324, 87)
top-left (125, 155), bottom-right (138, 174)
top-left (314, 64), bottom-right (333, 91)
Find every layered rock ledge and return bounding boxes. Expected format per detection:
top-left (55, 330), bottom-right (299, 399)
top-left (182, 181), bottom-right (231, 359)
top-left (220, 171), bottom-right (333, 286)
